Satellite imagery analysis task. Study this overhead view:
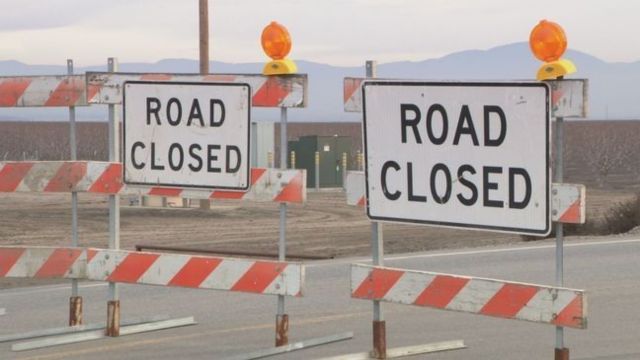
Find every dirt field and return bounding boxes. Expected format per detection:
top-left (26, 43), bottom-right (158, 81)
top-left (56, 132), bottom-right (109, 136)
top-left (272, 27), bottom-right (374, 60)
top-left (1, 187), bottom-right (636, 288)
top-left (1, 120), bottom-right (639, 289)
top-left (0, 191), bottom-right (521, 258)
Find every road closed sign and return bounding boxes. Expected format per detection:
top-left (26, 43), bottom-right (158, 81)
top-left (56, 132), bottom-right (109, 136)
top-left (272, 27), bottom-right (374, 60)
top-left (123, 81), bottom-right (251, 190)
top-left (363, 81), bottom-right (550, 235)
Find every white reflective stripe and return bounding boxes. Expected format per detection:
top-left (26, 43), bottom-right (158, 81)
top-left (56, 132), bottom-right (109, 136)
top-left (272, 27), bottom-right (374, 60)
top-left (346, 171), bottom-right (365, 206)
top-left (350, 264), bottom-right (372, 293)
top-left (76, 162), bottom-right (109, 190)
top-left (553, 289), bottom-right (578, 316)
top-left (262, 264), bottom-right (302, 296)
top-left (16, 162), bottom-right (60, 191)
top-left (138, 254), bottom-right (190, 285)
top-left (281, 87), bottom-right (304, 107)
top-left (446, 279), bottom-right (503, 313)
top-left (200, 259), bottom-right (253, 290)
top-left (516, 288), bottom-right (555, 323)
top-left (385, 272), bottom-right (435, 305)
top-left (65, 250), bottom-right (89, 278)
top-left (86, 250), bottom-right (128, 281)
top-left (238, 77), bottom-right (266, 95)
top-left (6, 248), bottom-right (54, 277)
top-left (19, 77), bottom-right (61, 106)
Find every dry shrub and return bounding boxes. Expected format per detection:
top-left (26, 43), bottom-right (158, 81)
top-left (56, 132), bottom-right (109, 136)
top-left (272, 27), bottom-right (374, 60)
top-left (521, 192), bottom-right (640, 241)
top-left (600, 193), bottom-right (640, 234)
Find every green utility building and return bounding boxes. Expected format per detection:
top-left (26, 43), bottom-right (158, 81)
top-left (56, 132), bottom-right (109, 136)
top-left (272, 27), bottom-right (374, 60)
top-left (288, 135), bottom-right (352, 188)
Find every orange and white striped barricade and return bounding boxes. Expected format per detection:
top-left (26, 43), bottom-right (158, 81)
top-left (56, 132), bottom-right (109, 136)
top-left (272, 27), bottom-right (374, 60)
top-left (0, 73), bottom-right (91, 328)
top-left (352, 264), bottom-right (586, 329)
top-left (0, 161), bottom-right (306, 203)
top-left (0, 246), bottom-right (304, 297)
top-left (0, 245), bottom-right (305, 351)
top-left (343, 77), bottom-right (588, 118)
top-left (341, 70), bottom-right (588, 359)
top-left (345, 170), bottom-right (586, 224)
top-left (87, 71), bottom-right (309, 348)
top-left (86, 72), bottom-right (308, 108)
top-left (0, 75), bottom-right (88, 107)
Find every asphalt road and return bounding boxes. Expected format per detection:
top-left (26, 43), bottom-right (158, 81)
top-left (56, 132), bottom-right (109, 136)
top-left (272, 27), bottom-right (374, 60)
top-left (1, 236), bottom-right (639, 359)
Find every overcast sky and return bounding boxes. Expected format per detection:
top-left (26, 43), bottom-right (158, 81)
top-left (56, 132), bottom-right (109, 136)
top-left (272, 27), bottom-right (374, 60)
top-left (1, 0), bottom-right (638, 67)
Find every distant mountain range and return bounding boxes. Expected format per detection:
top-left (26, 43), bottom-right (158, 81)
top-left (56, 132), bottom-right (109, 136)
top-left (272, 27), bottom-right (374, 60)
top-left (1, 42), bottom-right (639, 122)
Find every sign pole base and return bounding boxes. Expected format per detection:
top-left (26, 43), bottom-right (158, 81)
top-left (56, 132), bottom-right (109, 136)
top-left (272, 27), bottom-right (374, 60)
top-left (69, 296), bottom-right (83, 326)
top-left (275, 314), bottom-right (289, 347)
top-left (555, 348), bottom-right (569, 360)
top-left (372, 320), bottom-right (386, 359)
top-left (106, 300), bottom-right (120, 337)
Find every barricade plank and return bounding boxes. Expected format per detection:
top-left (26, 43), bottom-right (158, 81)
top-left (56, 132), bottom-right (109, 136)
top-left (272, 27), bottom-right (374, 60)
top-left (0, 75), bottom-right (88, 107)
top-left (0, 161), bottom-right (306, 203)
top-left (0, 246), bottom-right (304, 297)
top-left (351, 264), bottom-right (586, 329)
top-left (343, 77), bottom-right (587, 118)
top-left (86, 72), bottom-right (308, 108)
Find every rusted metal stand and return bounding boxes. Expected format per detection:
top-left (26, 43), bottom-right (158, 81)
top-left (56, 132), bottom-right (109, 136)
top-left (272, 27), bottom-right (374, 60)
top-left (69, 296), bottom-right (83, 326)
top-left (276, 314), bottom-right (289, 347)
top-left (372, 320), bottom-right (387, 359)
top-left (555, 348), bottom-right (569, 360)
top-left (106, 300), bottom-right (120, 337)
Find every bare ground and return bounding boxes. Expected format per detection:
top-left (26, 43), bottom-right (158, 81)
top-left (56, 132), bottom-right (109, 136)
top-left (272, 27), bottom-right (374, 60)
top-left (0, 187), bottom-right (636, 289)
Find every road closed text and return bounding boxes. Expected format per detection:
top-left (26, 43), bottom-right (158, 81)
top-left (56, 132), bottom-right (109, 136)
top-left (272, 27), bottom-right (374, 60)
top-left (379, 104), bottom-right (531, 209)
top-left (129, 97), bottom-right (242, 175)
top-left (363, 82), bottom-right (549, 235)
top-left (123, 81), bottom-right (250, 190)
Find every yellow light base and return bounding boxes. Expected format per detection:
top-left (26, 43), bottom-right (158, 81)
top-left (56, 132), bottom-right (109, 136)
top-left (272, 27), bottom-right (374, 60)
top-left (262, 59), bottom-right (297, 75)
top-left (536, 58), bottom-right (577, 80)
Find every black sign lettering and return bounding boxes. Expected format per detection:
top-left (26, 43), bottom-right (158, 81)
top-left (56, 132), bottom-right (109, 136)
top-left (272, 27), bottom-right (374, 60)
top-left (131, 141), bottom-right (146, 169)
top-left (381, 161), bottom-right (401, 200)
top-left (430, 163), bottom-right (452, 204)
top-left (509, 167), bottom-right (532, 209)
top-left (209, 99), bottom-right (225, 127)
top-left (400, 104), bottom-right (422, 144)
top-left (456, 164), bottom-right (478, 206)
top-left (407, 162), bottom-right (427, 202)
top-left (146, 97), bottom-right (161, 125)
top-left (484, 105), bottom-right (507, 146)
top-left (483, 166), bottom-right (503, 208)
top-left (426, 104), bottom-right (448, 145)
top-left (453, 105), bottom-right (479, 146)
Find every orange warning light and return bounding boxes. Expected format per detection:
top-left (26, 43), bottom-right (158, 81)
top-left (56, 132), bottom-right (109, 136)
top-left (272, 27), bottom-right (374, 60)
top-left (261, 22), bottom-right (292, 60)
top-left (529, 20), bottom-right (576, 80)
top-left (261, 22), bottom-right (297, 75)
top-left (529, 20), bottom-right (567, 62)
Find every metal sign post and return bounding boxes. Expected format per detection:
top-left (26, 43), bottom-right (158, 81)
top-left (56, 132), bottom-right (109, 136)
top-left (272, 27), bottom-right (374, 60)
top-left (67, 59), bottom-right (82, 327)
top-left (106, 57), bottom-right (121, 337)
top-left (554, 99), bottom-right (568, 360)
top-left (276, 106), bottom-right (289, 347)
top-left (364, 60), bottom-right (387, 359)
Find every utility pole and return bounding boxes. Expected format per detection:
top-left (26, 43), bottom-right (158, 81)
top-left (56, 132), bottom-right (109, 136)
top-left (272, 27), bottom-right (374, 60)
top-left (199, 0), bottom-right (209, 74)
top-left (198, 0), bottom-right (211, 209)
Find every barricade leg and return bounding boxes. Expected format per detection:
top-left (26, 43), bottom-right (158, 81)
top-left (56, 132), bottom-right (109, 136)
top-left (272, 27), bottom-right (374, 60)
top-left (372, 320), bottom-right (386, 359)
top-left (106, 300), bottom-right (120, 337)
top-left (555, 348), bottom-right (569, 360)
top-left (276, 314), bottom-right (289, 347)
top-left (69, 296), bottom-right (83, 326)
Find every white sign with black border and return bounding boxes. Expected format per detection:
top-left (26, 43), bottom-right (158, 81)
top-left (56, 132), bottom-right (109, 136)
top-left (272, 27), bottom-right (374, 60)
top-left (363, 81), bottom-right (550, 236)
top-left (123, 81), bottom-right (251, 190)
